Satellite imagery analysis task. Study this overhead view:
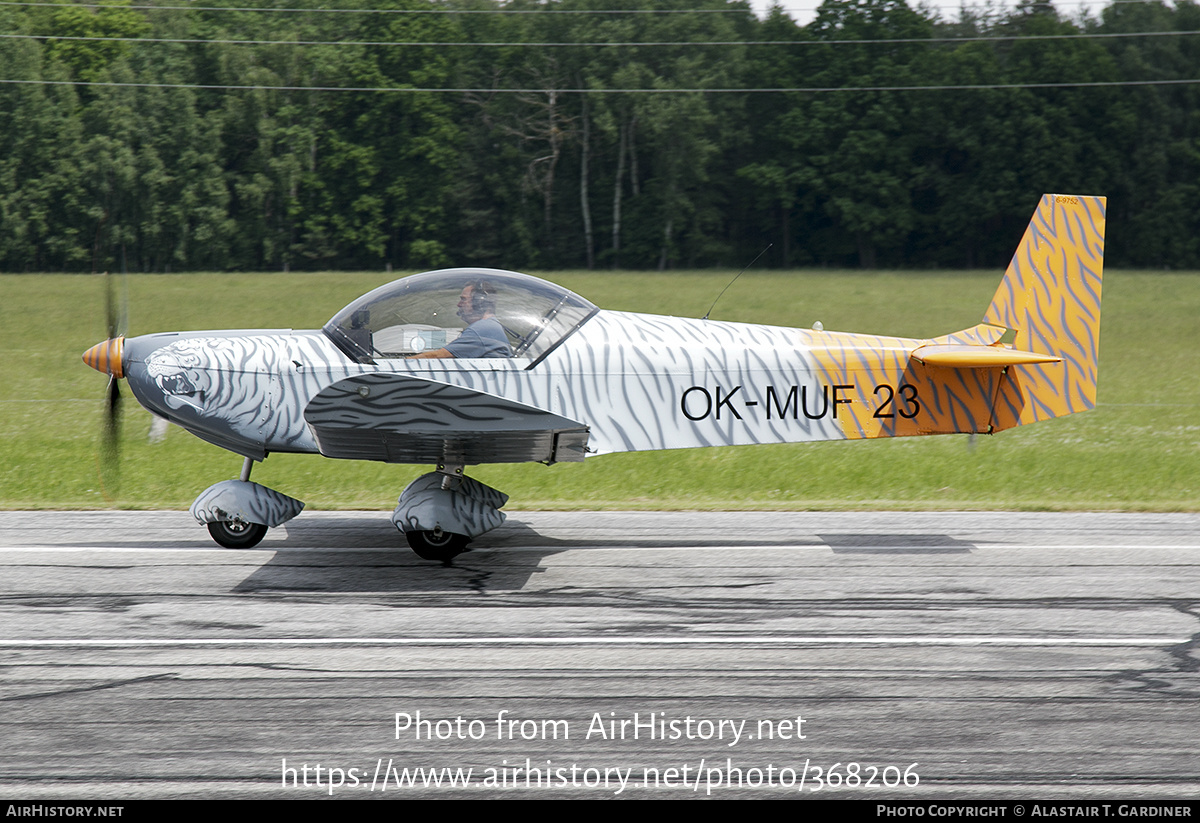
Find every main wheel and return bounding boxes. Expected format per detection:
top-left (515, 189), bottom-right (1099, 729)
top-left (406, 529), bottom-right (468, 561)
top-left (207, 520), bottom-right (268, 549)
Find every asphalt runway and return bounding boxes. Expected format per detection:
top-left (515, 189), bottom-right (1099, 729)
top-left (1, 510), bottom-right (1198, 800)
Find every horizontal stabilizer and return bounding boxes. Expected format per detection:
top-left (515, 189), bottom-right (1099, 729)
top-left (910, 344), bottom-right (1061, 368)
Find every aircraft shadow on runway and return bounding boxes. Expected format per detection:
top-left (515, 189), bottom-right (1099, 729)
top-left (225, 515), bottom-right (596, 593)
top-left (227, 518), bottom-right (976, 594)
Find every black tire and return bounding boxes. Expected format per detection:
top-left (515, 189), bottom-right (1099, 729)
top-left (207, 520), bottom-right (268, 549)
top-left (406, 529), bottom-right (468, 561)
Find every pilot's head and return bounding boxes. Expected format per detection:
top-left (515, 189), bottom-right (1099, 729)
top-left (456, 281), bottom-right (497, 325)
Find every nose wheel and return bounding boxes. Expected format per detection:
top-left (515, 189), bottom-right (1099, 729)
top-left (207, 520), bottom-right (268, 549)
top-left (192, 458), bottom-right (303, 550)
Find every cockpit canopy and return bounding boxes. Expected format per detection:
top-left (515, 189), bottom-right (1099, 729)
top-left (323, 268), bottom-right (598, 364)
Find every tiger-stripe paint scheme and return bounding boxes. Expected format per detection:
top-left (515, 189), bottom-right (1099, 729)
top-left (85, 194), bottom-right (1105, 552)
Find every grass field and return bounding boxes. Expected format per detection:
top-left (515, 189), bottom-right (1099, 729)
top-left (2, 269), bottom-right (1197, 511)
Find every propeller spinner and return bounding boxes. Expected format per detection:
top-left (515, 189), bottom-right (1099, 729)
top-left (82, 336), bottom-right (124, 378)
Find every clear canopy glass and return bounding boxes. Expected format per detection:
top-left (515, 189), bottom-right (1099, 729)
top-left (323, 268), bottom-right (598, 364)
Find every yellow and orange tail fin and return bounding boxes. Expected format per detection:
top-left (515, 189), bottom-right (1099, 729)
top-left (983, 194), bottom-right (1105, 429)
top-left (801, 194), bottom-right (1104, 440)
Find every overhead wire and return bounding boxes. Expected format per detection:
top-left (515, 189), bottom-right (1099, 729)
top-left (0, 1), bottom-right (753, 12)
top-left (767, 0), bottom-right (1176, 18)
top-left (4, 26), bottom-right (1200, 46)
top-left (2, 0), bottom-right (1194, 92)
top-left (4, 76), bottom-right (1200, 92)
top-left (0, 0), bottom-right (1174, 10)
top-left (0, 0), bottom-right (1186, 48)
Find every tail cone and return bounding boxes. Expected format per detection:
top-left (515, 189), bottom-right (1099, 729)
top-left (83, 337), bottom-right (125, 378)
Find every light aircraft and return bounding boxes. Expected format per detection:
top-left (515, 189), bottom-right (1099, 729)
top-left (83, 194), bottom-right (1105, 560)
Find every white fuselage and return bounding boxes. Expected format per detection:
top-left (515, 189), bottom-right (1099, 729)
top-left (123, 310), bottom-right (906, 462)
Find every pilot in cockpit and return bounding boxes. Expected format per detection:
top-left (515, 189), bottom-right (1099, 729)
top-left (407, 280), bottom-right (513, 359)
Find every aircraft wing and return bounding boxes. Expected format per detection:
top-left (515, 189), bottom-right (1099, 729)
top-left (303, 372), bottom-right (589, 465)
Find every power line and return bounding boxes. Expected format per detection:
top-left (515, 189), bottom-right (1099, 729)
top-left (769, 0), bottom-right (1172, 17)
top-left (6, 28), bottom-right (1200, 47)
top-left (0, 33), bottom-right (750, 46)
top-left (3, 76), bottom-right (1199, 92)
top-left (0, 1), bottom-right (750, 13)
top-left (0, 0), bottom-right (1173, 17)
top-left (0, 0), bottom-right (1173, 11)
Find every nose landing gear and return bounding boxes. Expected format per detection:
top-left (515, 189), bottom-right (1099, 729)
top-left (191, 457), bottom-right (304, 549)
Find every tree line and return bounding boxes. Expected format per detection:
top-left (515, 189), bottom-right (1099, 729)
top-left (1, 0), bottom-right (1199, 273)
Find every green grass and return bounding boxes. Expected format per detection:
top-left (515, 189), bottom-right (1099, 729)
top-left (2, 269), bottom-right (1197, 511)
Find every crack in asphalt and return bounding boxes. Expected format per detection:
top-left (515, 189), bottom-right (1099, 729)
top-left (1, 672), bottom-right (177, 702)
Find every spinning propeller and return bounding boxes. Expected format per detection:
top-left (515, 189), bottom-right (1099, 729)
top-left (81, 271), bottom-right (127, 496)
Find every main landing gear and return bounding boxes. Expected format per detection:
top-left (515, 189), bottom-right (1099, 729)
top-left (392, 466), bottom-right (509, 562)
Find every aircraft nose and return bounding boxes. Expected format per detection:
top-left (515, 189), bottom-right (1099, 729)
top-left (83, 337), bottom-right (125, 378)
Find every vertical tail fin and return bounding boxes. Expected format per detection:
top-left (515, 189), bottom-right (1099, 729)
top-left (984, 194), bottom-right (1106, 428)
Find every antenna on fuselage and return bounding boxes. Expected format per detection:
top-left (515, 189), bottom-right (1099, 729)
top-left (702, 244), bottom-right (773, 321)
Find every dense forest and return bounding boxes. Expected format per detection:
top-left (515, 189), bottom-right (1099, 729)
top-left (1, 0), bottom-right (1198, 272)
